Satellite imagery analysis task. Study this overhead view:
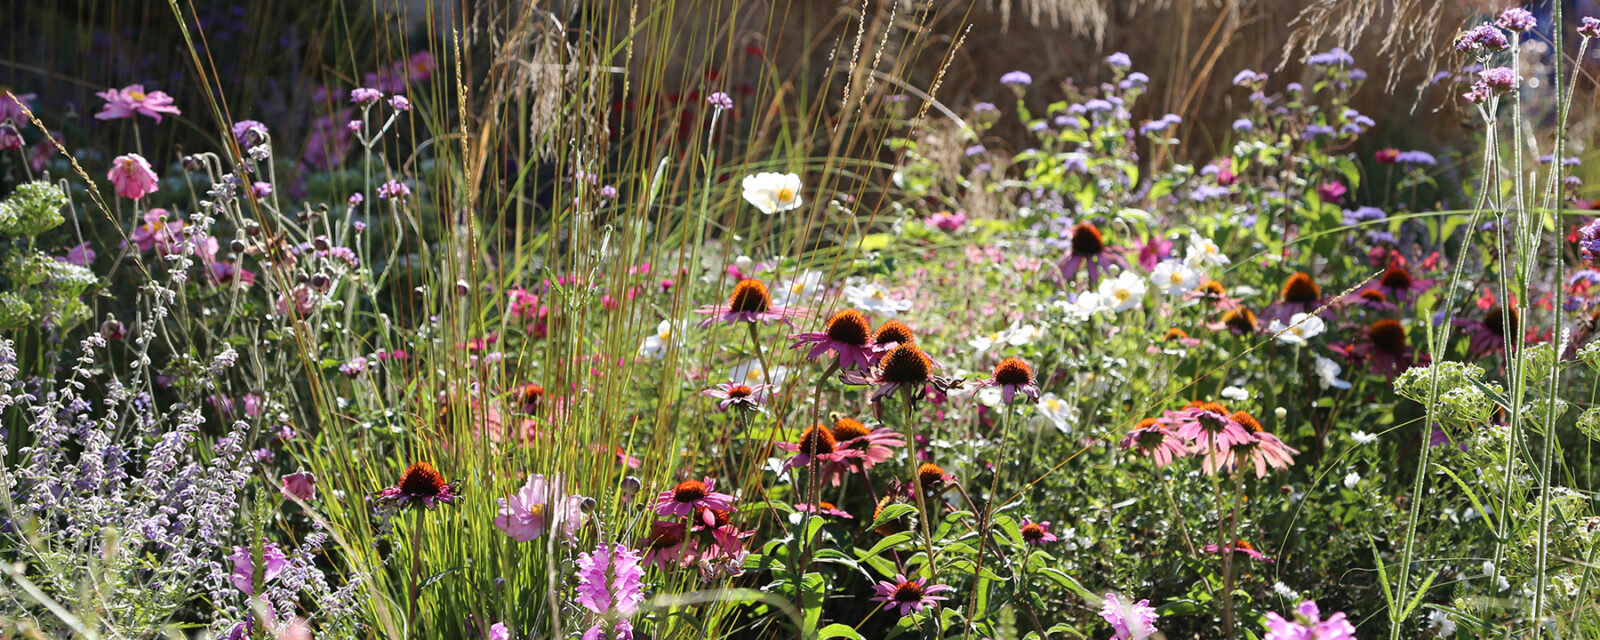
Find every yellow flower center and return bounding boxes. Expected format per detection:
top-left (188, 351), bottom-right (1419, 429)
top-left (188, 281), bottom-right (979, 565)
top-left (790, 282), bottom-right (806, 294)
top-left (776, 187), bottom-right (795, 203)
top-left (1169, 273), bottom-right (1185, 284)
top-left (128, 91), bottom-right (146, 101)
top-left (871, 288), bottom-right (887, 300)
top-left (528, 503), bottom-right (545, 517)
top-left (1045, 399), bottom-right (1061, 411)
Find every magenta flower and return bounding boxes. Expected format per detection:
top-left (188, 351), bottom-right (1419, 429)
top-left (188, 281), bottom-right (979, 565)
top-left (642, 520), bottom-right (691, 571)
top-left (280, 471), bottom-right (317, 501)
top-left (1203, 539), bottom-right (1271, 562)
top-left (488, 623), bottom-right (509, 640)
top-left (228, 543), bottom-right (289, 594)
top-left (871, 574), bottom-right (952, 617)
top-left (350, 87), bottom-right (384, 104)
top-left (1455, 306), bottom-right (1516, 359)
top-left (0, 123), bottom-right (20, 151)
top-left (1053, 222), bottom-right (1129, 287)
top-left (108, 153), bottom-right (159, 200)
top-left (840, 342), bottom-right (958, 404)
top-left (494, 474), bottom-right (585, 542)
top-left (1100, 593), bottom-right (1161, 640)
top-left (1316, 181), bottom-right (1347, 202)
top-left (231, 120), bottom-right (268, 147)
top-left (975, 357), bottom-right (1040, 404)
top-left (696, 279), bottom-right (804, 327)
top-left (1168, 402), bottom-right (1251, 455)
top-left (774, 424), bottom-right (863, 481)
top-left (795, 502), bottom-right (853, 519)
top-left (701, 382), bottom-right (770, 412)
top-left (576, 542), bottom-right (645, 640)
top-left (830, 417), bottom-right (904, 479)
top-left (1119, 419), bottom-right (1189, 467)
top-left (0, 91), bottom-right (33, 125)
top-left (1135, 232), bottom-right (1173, 271)
top-left (789, 308), bottom-right (876, 370)
top-left (94, 85), bottom-right (181, 122)
top-left (377, 179), bottom-right (411, 200)
top-left (56, 242), bottom-right (96, 267)
top-left (1264, 600), bottom-right (1356, 640)
top-left (1020, 520), bottom-right (1059, 545)
top-left (1341, 318), bottom-right (1413, 379)
top-left (654, 478), bottom-right (734, 518)
top-left (1214, 412), bottom-right (1298, 478)
top-left (707, 92), bottom-right (733, 110)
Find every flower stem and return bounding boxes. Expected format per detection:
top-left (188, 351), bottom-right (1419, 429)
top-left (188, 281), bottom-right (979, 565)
top-left (406, 510), bottom-right (426, 640)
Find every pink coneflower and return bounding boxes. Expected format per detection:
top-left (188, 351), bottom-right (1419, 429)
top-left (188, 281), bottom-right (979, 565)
top-left (691, 507), bottom-right (753, 561)
top-left (374, 461), bottom-right (461, 510)
top-left (789, 309), bottom-right (876, 370)
top-left (976, 357), bottom-right (1040, 404)
top-left (1260, 272), bottom-right (1327, 324)
top-left (1170, 402), bottom-right (1252, 453)
top-left (917, 462), bottom-right (956, 493)
top-left (1120, 418), bottom-right (1189, 467)
top-left (1367, 264), bottom-right (1435, 303)
top-left (1215, 411), bottom-right (1298, 478)
top-left (493, 474), bottom-right (585, 542)
top-left (701, 382), bottom-right (770, 412)
top-left (1454, 306), bottom-right (1517, 359)
top-left (1217, 307), bottom-right (1259, 335)
top-left (654, 478), bottom-right (735, 518)
top-left (1350, 288), bottom-right (1397, 312)
top-left (1203, 539), bottom-right (1271, 561)
top-left (1054, 222), bottom-right (1129, 286)
top-left (1020, 520), bottom-right (1059, 545)
top-left (1100, 593), bottom-right (1161, 640)
top-left (842, 343), bottom-right (957, 403)
top-left (775, 424), bottom-right (862, 476)
top-left (643, 521), bottom-right (691, 570)
top-left (697, 279), bottom-right (803, 327)
top-left (108, 153), bottom-right (160, 200)
top-left (94, 85), bottom-right (181, 122)
top-left (795, 501), bottom-right (853, 519)
top-left (871, 574), bottom-right (952, 617)
top-left (830, 417), bottom-right (904, 478)
top-left (1351, 318), bottom-right (1413, 378)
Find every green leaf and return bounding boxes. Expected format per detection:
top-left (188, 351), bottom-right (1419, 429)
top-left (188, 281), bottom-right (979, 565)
top-left (817, 623), bottom-right (864, 640)
top-left (857, 532), bottom-right (915, 563)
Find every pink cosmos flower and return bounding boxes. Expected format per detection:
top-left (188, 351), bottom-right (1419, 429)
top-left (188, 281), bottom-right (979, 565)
top-left (56, 242), bottom-right (95, 267)
top-left (1316, 181), bottom-right (1347, 202)
top-left (654, 478), bottom-right (734, 518)
top-left (280, 471), bottom-right (316, 501)
top-left (494, 474), bottom-right (585, 542)
top-left (94, 85), bottom-right (182, 122)
top-left (789, 309), bottom-right (877, 370)
top-left (871, 574), bottom-right (952, 617)
top-left (1100, 593), bottom-right (1161, 640)
top-left (228, 543), bottom-right (289, 594)
top-left (1020, 520), bottom-right (1059, 545)
top-left (108, 153), bottom-right (160, 200)
top-left (1264, 600), bottom-right (1356, 640)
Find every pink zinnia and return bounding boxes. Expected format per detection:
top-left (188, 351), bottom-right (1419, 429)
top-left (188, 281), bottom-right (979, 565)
top-left (108, 153), bottom-right (159, 200)
top-left (871, 574), bottom-right (952, 617)
top-left (94, 85), bottom-right (182, 122)
top-left (696, 279), bottom-right (803, 327)
top-left (654, 478), bottom-right (734, 518)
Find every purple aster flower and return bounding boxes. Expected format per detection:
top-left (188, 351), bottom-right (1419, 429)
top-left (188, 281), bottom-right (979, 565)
top-left (1084, 99), bottom-right (1114, 113)
top-left (1122, 72), bottom-right (1150, 89)
top-left (1396, 150), bottom-right (1437, 165)
top-left (1232, 69), bottom-right (1266, 86)
top-left (871, 574), bottom-right (952, 617)
top-left (1232, 118), bottom-right (1254, 132)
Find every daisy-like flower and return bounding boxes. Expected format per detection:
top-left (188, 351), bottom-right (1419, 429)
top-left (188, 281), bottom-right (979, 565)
top-left (1264, 600), bottom-right (1357, 640)
top-left (1184, 232), bottom-right (1231, 267)
top-left (1099, 270), bottom-right (1148, 312)
top-left (642, 521), bottom-right (691, 571)
top-left (1204, 539), bottom-right (1271, 561)
top-left (1120, 418), bottom-right (1189, 467)
top-left (1261, 272), bottom-right (1325, 324)
top-left (870, 574), bottom-right (953, 617)
top-left (1218, 307), bottom-right (1259, 335)
top-left (494, 474), bottom-right (585, 542)
top-left (844, 283), bottom-right (913, 316)
top-left (976, 357), bottom-right (1040, 403)
top-left (1267, 312), bottom-right (1327, 346)
top-left (790, 309), bottom-right (876, 370)
top-left (795, 501), bottom-right (853, 519)
top-left (830, 417), bottom-right (905, 476)
top-left (842, 343), bottom-right (957, 403)
top-left (108, 153), bottom-right (160, 200)
top-left (639, 319), bottom-right (684, 360)
top-left (1454, 306), bottom-right (1517, 359)
top-left (516, 383), bottom-right (545, 414)
top-left (654, 478), bottom-right (735, 518)
top-left (917, 462), bottom-right (956, 493)
top-left (696, 279), bottom-right (803, 327)
top-left (701, 382), bottom-right (770, 412)
top-left (374, 461), bottom-right (462, 510)
top-left (1150, 259), bottom-right (1201, 296)
top-left (1035, 392), bottom-right (1077, 433)
top-left (1217, 411), bottom-right (1298, 478)
top-left (1170, 402), bottom-right (1252, 454)
top-left (1054, 222), bottom-right (1129, 287)
top-left (94, 84), bottom-right (181, 122)
top-left (741, 172), bottom-right (804, 214)
top-left (1352, 318), bottom-right (1413, 378)
top-left (1100, 593), bottom-right (1161, 640)
top-left (771, 270), bottom-right (824, 306)
top-left (1367, 264), bottom-right (1435, 303)
top-left (1312, 354), bottom-right (1353, 390)
top-left (1020, 520), bottom-right (1059, 545)
top-left (775, 423), bottom-right (860, 474)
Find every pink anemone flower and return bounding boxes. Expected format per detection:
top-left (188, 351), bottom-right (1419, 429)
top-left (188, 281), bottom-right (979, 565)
top-left (108, 153), bottom-right (160, 200)
top-left (94, 85), bottom-right (182, 122)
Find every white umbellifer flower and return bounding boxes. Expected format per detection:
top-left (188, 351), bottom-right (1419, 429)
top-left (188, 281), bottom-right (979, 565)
top-left (1035, 393), bottom-right (1076, 433)
top-left (1343, 472), bottom-right (1360, 488)
top-left (843, 283), bottom-right (913, 316)
top-left (1351, 431), bottom-right (1378, 445)
top-left (1149, 259), bottom-right (1201, 296)
top-left (1098, 271), bottom-right (1147, 312)
top-left (729, 359), bottom-right (788, 388)
top-left (741, 172), bottom-right (804, 214)
top-left (1268, 312), bottom-right (1327, 345)
top-left (772, 270), bottom-right (824, 306)
top-left (639, 320), bottom-right (677, 360)
top-left (1184, 232), bottom-right (1231, 267)
top-left (1313, 354), bottom-right (1352, 389)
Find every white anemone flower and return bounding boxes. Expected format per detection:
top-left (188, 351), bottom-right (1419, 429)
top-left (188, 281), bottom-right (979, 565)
top-left (1268, 312), bottom-right (1326, 345)
top-left (772, 270), bottom-right (824, 307)
top-left (1313, 354), bottom-right (1352, 389)
top-left (843, 283), bottom-right (913, 316)
top-left (741, 172), bottom-right (804, 214)
top-left (1098, 270), bottom-right (1147, 312)
top-left (1184, 232), bottom-right (1231, 267)
top-left (639, 319), bottom-right (686, 360)
top-left (1035, 392), bottom-right (1077, 433)
top-left (1149, 259), bottom-right (1201, 296)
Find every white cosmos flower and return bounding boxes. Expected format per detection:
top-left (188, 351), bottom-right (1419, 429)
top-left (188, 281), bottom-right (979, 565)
top-left (741, 172), bottom-right (804, 214)
top-left (1314, 354), bottom-right (1352, 389)
top-left (1149, 259), bottom-right (1201, 296)
top-left (1268, 312), bottom-right (1327, 345)
top-left (728, 359), bottom-right (789, 388)
top-left (772, 270), bottom-right (824, 306)
top-left (1035, 392), bottom-right (1077, 433)
top-left (1184, 232), bottom-right (1231, 267)
top-left (843, 284), bottom-right (913, 316)
top-left (1097, 271), bottom-right (1147, 312)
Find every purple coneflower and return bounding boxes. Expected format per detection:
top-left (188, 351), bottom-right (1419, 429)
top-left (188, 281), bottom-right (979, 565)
top-left (1054, 222), bottom-right (1129, 287)
top-left (643, 521), bottom-right (691, 571)
top-left (796, 501), bottom-right (853, 519)
top-left (790, 308), bottom-right (876, 370)
top-left (701, 382), bottom-right (770, 412)
top-left (774, 423), bottom-right (861, 477)
top-left (654, 478), bottom-right (735, 518)
top-left (977, 357), bottom-right (1040, 404)
top-left (1351, 318), bottom-right (1413, 378)
top-left (1120, 418), bottom-right (1189, 467)
top-left (871, 574), bottom-right (953, 617)
top-left (1169, 402), bottom-right (1252, 454)
top-left (1203, 539), bottom-right (1271, 562)
top-left (1260, 272), bottom-right (1327, 324)
top-left (830, 417), bottom-right (904, 478)
top-left (842, 343), bottom-right (957, 403)
top-left (375, 461), bottom-right (461, 510)
top-left (1368, 264), bottom-right (1434, 303)
top-left (696, 279), bottom-right (802, 327)
top-left (1020, 520), bottom-right (1059, 545)
top-left (917, 462), bottom-right (956, 494)
top-left (1214, 411), bottom-right (1298, 478)
top-left (1455, 306), bottom-right (1518, 359)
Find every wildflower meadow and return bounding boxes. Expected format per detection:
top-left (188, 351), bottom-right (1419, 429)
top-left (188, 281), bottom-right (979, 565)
top-left (5, 1), bottom-right (1600, 638)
